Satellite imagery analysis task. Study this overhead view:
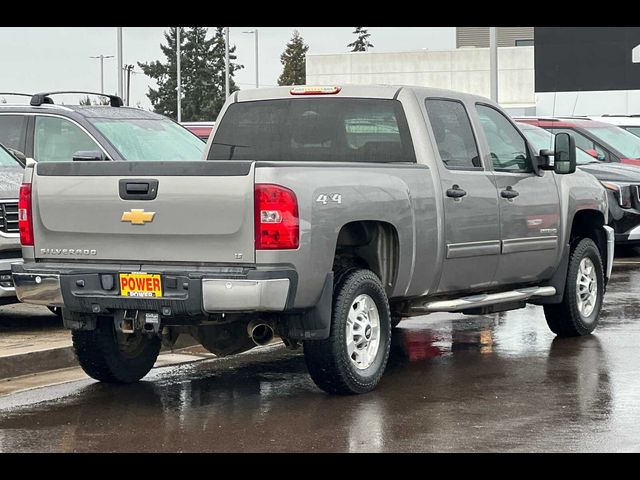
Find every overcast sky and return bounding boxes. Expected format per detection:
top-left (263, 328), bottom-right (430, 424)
top-left (0, 27), bottom-right (455, 111)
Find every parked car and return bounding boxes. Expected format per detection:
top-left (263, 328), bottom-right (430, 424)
top-left (588, 115), bottom-right (640, 139)
top-left (0, 91), bottom-right (204, 162)
top-left (13, 85), bottom-right (613, 395)
top-left (518, 122), bottom-right (640, 246)
top-left (181, 121), bottom-right (215, 142)
top-left (515, 116), bottom-right (640, 167)
top-left (0, 143), bottom-right (24, 305)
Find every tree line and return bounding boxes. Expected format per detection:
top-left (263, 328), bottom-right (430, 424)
top-left (140, 27), bottom-right (374, 122)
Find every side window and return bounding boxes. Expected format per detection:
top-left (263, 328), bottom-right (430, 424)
top-left (551, 128), bottom-right (606, 161)
top-left (0, 115), bottom-right (28, 153)
top-left (476, 104), bottom-right (532, 172)
top-left (34, 116), bottom-right (101, 163)
top-left (425, 99), bottom-right (481, 170)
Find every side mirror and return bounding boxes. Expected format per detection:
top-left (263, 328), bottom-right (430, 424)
top-left (537, 149), bottom-right (554, 170)
top-left (72, 150), bottom-right (106, 162)
top-left (553, 132), bottom-right (577, 174)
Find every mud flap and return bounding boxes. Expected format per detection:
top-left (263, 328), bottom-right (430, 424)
top-left (282, 273), bottom-right (333, 341)
top-left (530, 242), bottom-right (570, 305)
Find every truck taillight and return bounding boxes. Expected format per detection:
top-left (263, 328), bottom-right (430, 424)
top-left (254, 184), bottom-right (299, 250)
top-left (18, 183), bottom-right (34, 246)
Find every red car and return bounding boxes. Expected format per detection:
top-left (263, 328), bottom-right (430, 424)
top-left (181, 122), bottom-right (215, 142)
top-left (514, 116), bottom-right (640, 167)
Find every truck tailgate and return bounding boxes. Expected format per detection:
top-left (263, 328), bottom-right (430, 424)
top-left (31, 161), bottom-right (255, 264)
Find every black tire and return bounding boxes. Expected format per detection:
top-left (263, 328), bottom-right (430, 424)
top-left (72, 317), bottom-right (161, 383)
top-left (304, 269), bottom-right (392, 395)
top-left (544, 238), bottom-right (604, 337)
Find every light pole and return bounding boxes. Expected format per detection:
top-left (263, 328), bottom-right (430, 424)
top-left (89, 55), bottom-right (114, 94)
top-left (242, 29), bottom-right (259, 88)
top-left (177, 27), bottom-right (182, 123)
top-left (489, 27), bottom-right (498, 102)
top-left (124, 65), bottom-right (134, 106)
top-left (117, 27), bottom-right (124, 99)
top-left (225, 27), bottom-right (230, 98)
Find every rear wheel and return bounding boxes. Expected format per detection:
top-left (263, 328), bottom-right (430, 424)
top-left (72, 317), bottom-right (161, 383)
top-left (304, 269), bottom-right (392, 395)
top-left (544, 238), bottom-right (604, 337)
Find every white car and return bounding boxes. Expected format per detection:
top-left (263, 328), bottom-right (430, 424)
top-left (589, 115), bottom-right (640, 138)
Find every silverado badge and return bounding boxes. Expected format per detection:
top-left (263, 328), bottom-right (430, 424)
top-left (121, 209), bottom-right (156, 225)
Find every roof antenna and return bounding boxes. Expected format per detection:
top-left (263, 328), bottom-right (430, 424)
top-left (571, 92), bottom-right (579, 116)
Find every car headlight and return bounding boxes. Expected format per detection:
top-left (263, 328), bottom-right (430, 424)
top-left (601, 181), bottom-right (633, 209)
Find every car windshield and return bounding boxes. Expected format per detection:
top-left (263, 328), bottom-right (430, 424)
top-left (0, 145), bottom-right (20, 167)
top-left (90, 118), bottom-right (204, 161)
top-left (519, 124), bottom-right (595, 165)
top-left (583, 125), bottom-right (640, 159)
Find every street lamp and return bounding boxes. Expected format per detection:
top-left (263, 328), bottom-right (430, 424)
top-left (89, 54), bottom-right (114, 94)
top-left (242, 29), bottom-right (259, 89)
top-left (225, 27), bottom-right (230, 98)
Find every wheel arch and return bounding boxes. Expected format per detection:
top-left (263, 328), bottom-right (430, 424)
top-left (333, 220), bottom-right (400, 297)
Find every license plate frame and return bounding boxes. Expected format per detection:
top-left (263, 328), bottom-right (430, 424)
top-left (119, 273), bottom-right (163, 298)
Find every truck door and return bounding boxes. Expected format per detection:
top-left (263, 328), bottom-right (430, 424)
top-left (424, 98), bottom-right (500, 294)
top-left (474, 104), bottom-right (561, 286)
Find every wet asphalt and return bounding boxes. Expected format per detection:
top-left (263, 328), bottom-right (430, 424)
top-left (1, 262), bottom-right (640, 452)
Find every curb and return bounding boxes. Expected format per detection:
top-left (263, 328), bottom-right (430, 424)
top-left (0, 333), bottom-right (200, 381)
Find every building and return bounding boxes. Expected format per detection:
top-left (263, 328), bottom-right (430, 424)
top-left (306, 27), bottom-right (640, 116)
top-left (306, 28), bottom-right (536, 114)
top-left (456, 27), bottom-right (534, 48)
top-left (535, 27), bottom-right (640, 116)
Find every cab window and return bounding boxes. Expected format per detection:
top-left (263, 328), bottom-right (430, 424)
top-left (425, 99), bottom-right (481, 170)
top-left (476, 104), bottom-right (532, 172)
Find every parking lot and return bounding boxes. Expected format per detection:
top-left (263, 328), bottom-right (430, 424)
top-left (0, 254), bottom-right (639, 453)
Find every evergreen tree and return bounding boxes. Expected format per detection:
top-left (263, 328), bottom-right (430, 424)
top-left (347, 27), bottom-right (373, 52)
top-left (198, 27), bottom-right (243, 120)
top-left (138, 27), bottom-right (185, 119)
top-left (138, 27), bottom-right (243, 121)
top-left (278, 30), bottom-right (309, 86)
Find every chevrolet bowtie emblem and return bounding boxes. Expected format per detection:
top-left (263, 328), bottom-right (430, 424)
top-left (121, 209), bottom-right (156, 225)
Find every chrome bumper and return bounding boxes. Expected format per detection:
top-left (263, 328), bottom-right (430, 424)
top-left (13, 271), bottom-right (291, 312)
top-left (202, 278), bottom-right (290, 312)
top-left (12, 272), bottom-right (64, 306)
top-left (603, 225), bottom-right (615, 280)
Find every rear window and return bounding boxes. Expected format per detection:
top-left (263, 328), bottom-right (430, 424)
top-left (207, 99), bottom-right (416, 163)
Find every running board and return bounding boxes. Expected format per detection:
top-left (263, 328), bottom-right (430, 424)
top-left (412, 286), bottom-right (556, 313)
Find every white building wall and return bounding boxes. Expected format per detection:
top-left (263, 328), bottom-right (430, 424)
top-left (306, 47), bottom-right (535, 108)
top-left (536, 90), bottom-right (640, 116)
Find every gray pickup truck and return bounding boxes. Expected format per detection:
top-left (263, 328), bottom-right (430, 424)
top-left (12, 85), bottom-right (614, 395)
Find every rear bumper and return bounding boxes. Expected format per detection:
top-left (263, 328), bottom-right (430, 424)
top-left (12, 263), bottom-right (297, 316)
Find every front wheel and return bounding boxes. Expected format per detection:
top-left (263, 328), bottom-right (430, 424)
top-left (304, 269), bottom-right (392, 395)
top-left (72, 317), bottom-right (161, 383)
top-left (544, 237), bottom-right (604, 337)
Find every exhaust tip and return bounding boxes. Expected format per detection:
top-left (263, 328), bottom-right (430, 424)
top-left (250, 323), bottom-right (274, 346)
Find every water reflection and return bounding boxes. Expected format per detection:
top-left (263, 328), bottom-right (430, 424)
top-left (0, 310), bottom-right (615, 452)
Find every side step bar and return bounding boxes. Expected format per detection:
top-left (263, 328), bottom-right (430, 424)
top-left (412, 286), bottom-right (556, 313)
